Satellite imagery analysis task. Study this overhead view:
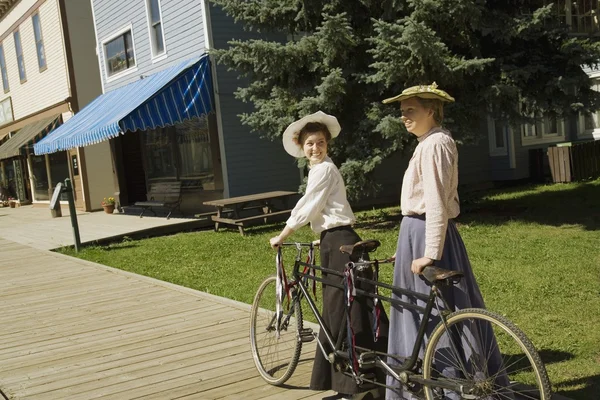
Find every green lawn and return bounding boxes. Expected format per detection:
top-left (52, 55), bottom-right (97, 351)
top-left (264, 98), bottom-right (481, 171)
top-left (59, 179), bottom-right (600, 399)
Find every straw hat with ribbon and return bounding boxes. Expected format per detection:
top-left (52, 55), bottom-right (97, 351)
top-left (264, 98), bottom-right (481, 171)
top-left (382, 82), bottom-right (455, 104)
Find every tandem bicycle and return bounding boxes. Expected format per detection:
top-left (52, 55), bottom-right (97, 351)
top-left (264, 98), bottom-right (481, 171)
top-left (249, 240), bottom-right (551, 399)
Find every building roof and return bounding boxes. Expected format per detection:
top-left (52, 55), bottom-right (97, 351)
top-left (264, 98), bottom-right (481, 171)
top-left (0, 0), bottom-right (18, 21)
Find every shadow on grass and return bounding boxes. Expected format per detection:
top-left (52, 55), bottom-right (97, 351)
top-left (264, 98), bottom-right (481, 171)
top-left (459, 180), bottom-right (600, 231)
top-left (556, 374), bottom-right (600, 400)
top-left (96, 243), bottom-right (140, 251)
top-left (537, 349), bottom-right (575, 365)
top-left (54, 242), bottom-right (141, 254)
top-left (350, 180), bottom-right (600, 232)
top-left (354, 211), bottom-right (402, 231)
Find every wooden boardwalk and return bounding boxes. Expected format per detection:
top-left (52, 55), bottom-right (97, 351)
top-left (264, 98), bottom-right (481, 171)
top-left (0, 205), bottom-right (211, 250)
top-left (0, 238), bottom-right (333, 399)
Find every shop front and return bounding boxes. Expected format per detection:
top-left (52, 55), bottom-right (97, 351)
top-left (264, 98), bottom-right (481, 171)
top-left (35, 55), bottom-right (222, 215)
top-left (0, 113), bottom-right (79, 207)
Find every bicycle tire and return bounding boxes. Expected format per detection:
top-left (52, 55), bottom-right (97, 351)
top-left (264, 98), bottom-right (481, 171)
top-left (250, 275), bottom-right (303, 385)
top-left (423, 308), bottom-right (551, 400)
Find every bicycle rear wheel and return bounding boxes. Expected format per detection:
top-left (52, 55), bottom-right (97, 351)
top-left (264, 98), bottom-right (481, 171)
top-left (250, 275), bottom-right (303, 385)
top-left (423, 308), bottom-right (551, 400)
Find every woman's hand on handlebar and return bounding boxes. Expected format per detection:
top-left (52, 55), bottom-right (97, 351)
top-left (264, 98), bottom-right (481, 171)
top-left (269, 236), bottom-right (283, 249)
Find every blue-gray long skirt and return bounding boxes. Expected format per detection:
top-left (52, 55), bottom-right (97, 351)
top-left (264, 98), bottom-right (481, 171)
top-left (385, 215), bottom-right (503, 400)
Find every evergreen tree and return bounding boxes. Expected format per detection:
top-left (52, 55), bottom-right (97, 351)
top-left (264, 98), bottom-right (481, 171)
top-left (210, 0), bottom-right (600, 199)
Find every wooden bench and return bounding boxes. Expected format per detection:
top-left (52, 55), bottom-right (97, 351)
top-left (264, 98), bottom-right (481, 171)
top-left (134, 181), bottom-right (183, 219)
top-left (211, 209), bottom-right (293, 236)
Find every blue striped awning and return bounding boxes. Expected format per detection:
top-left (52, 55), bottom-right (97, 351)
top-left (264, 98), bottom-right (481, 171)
top-left (34, 54), bottom-right (214, 155)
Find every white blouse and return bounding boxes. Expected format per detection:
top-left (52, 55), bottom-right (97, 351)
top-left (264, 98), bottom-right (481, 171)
top-left (286, 156), bottom-right (355, 234)
top-left (401, 127), bottom-right (460, 260)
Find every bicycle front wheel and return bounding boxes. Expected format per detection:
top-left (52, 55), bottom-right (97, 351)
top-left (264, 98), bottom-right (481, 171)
top-left (423, 308), bottom-right (551, 400)
top-left (250, 275), bottom-right (303, 385)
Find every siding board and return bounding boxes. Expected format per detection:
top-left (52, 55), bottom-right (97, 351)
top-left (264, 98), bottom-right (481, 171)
top-left (92, 0), bottom-right (206, 93)
top-left (0, 0), bottom-right (70, 120)
top-left (208, 4), bottom-right (299, 196)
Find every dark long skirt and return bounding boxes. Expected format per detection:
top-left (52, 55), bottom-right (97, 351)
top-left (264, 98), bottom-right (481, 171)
top-left (386, 215), bottom-right (507, 400)
top-left (310, 225), bottom-right (389, 394)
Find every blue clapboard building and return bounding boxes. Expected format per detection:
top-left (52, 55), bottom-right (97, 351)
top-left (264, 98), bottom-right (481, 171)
top-left (35, 0), bottom-right (299, 213)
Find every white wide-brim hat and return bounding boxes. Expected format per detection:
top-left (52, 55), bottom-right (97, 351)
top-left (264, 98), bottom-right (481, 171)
top-left (282, 111), bottom-right (341, 158)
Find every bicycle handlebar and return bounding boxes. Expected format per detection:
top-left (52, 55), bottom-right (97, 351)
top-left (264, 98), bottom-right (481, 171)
top-left (278, 242), bottom-right (394, 265)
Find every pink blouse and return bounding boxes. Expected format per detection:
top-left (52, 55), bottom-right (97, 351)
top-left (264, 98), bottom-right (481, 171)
top-left (400, 127), bottom-right (460, 260)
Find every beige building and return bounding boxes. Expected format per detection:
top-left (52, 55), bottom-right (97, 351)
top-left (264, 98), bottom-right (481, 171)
top-left (0, 0), bottom-right (112, 210)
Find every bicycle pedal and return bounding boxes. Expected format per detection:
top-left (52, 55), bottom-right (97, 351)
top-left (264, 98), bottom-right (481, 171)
top-left (358, 372), bottom-right (376, 381)
top-left (359, 352), bottom-right (377, 369)
top-left (299, 328), bottom-right (315, 342)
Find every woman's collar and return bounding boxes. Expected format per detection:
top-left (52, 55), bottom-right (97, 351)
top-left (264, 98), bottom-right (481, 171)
top-left (417, 126), bottom-right (445, 142)
top-left (309, 156), bottom-right (332, 168)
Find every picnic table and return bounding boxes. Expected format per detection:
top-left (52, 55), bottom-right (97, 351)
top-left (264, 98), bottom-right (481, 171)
top-left (203, 190), bottom-right (298, 235)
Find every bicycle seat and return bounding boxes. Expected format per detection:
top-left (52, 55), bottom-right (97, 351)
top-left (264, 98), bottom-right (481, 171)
top-left (339, 240), bottom-right (381, 261)
top-left (422, 266), bottom-right (464, 285)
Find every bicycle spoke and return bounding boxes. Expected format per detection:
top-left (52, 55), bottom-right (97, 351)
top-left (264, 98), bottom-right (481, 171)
top-left (250, 276), bottom-right (303, 385)
top-left (423, 309), bottom-right (550, 400)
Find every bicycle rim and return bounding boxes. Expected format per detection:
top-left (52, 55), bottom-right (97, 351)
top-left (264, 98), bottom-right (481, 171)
top-left (423, 308), bottom-right (551, 400)
top-left (249, 275), bottom-right (303, 385)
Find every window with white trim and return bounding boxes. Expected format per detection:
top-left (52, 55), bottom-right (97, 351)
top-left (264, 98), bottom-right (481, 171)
top-left (577, 78), bottom-right (600, 135)
top-left (146, 0), bottom-right (165, 58)
top-left (0, 44), bottom-right (8, 92)
top-left (13, 30), bottom-right (26, 83)
top-left (488, 117), bottom-right (508, 156)
top-left (521, 112), bottom-right (564, 142)
top-left (104, 29), bottom-right (136, 77)
top-left (523, 1), bottom-right (600, 34)
top-left (32, 12), bottom-right (47, 71)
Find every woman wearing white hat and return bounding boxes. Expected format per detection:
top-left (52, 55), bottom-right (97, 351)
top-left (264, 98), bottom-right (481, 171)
top-left (382, 84), bottom-right (508, 399)
top-left (270, 111), bottom-right (385, 400)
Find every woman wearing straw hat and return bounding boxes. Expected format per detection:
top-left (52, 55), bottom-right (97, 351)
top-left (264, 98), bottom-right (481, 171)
top-left (382, 84), bottom-right (504, 399)
top-left (270, 111), bottom-right (385, 400)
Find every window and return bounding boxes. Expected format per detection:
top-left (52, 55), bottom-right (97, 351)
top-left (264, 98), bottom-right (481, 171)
top-left (177, 117), bottom-right (213, 179)
top-left (146, 0), bottom-right (165, 57)
top-left (522, 1), bottom-right (600, 34)
top-left (0, 45), bottom-right (8, 92)
top-left (521, 112), bottom-right (564, 142)
top-left (104, 29), bottom-right (136, 77)
top-left (488, 117), bottom-right (509, 155)
top-left (584, 112), bottom-right (597, 129)
top-left (568, 0), bottom-right (600, 34)
top-left (30, 154), bottom-right (49, 201)
top-left (521, 114), bottom-right (540, 138)
top-left (13, 30), bottom-right (26, 82)
top-left (578, 78), bottom-right (600, 135)
top-left (141, 117), bottom-right (216, 187)
top-left (544, 113), bottom-right (559, 135)
top-left (143, 126), bottom-right (178, 179)
top-left (32, 13), bottom-right (46, 70)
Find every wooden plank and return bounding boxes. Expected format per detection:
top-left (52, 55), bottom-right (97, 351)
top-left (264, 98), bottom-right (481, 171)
top-left (564, 147), bottom-right (572, 182)
top-left (203, 191), bottom-right (296, 207)
top-left (237, 209), bottom-right (293, 224)
top-left (548, 147), bottom-right (558, 183)
top-left (0, 239), bottom-right (330, 399)
top-left (557, 147), bottom-right (566, 182)
top-left (211, 209), bottom-right (292, 226)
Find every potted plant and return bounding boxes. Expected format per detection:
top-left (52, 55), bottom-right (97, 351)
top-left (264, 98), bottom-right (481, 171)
top-left (101, 197), bottom-right (116, 214)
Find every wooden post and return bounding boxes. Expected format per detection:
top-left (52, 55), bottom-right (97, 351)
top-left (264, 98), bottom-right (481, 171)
top-left (45, 154), bottom-right (52, 198)
top-left (0, 160), bottom-right (6, 187)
